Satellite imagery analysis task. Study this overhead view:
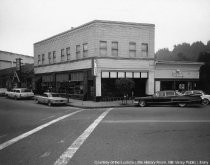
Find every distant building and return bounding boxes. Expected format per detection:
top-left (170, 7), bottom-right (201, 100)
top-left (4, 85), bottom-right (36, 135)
top-left (155, 60), bottom-right (203, 92)
top-left (0, 64), bottom-right (34, 90)
top-left (0, 50), bottom-right (34, 70)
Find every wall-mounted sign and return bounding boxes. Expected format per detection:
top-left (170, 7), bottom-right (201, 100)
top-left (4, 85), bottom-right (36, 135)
top-left (172, 69), bottom-right (183, 77)
top-left (92, 59), bottom-right (97, 76)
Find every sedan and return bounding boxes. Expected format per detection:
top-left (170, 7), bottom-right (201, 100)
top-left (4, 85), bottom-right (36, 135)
top-left (7, 88), bottom-right (34, 99)
top-left (134, 90), bottom-right (202, 107)
top-left (183, 90), bottom-right (210, 105)
top-left (34, 92), bottom-right (68, 106)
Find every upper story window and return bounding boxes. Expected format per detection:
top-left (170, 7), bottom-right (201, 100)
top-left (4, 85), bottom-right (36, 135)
top-left (129, 42), bottom-right (136, 57)
top-left (76, 45), bottom-right (81, 59)
top-left (141, 43), bottom-right (148, 56)
top-left (38, 55), bottom-right (41, 65)
top-left (61, 49), bottom-right (65, 61)
top-left (48, 52), bottom-right (52, 64)
top-left (99, 41), bottom-right (107, 56)
top-left (42, 54), bottom-right (45, 64)
top-left (66, 47), bottom-right (70, 61)
top-left (111, 41), bottom-right (118, 56)
top-left (53, 51), bottom-right (56, 63)
top-left (83, 43), bottom-right (88, 57)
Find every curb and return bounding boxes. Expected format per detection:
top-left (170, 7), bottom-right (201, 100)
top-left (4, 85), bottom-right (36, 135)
top-left (67, 104), bottom-right (135, 109)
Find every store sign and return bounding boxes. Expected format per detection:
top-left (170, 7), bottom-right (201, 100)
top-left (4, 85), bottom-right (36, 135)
top-left (141, 72), bottom-right (148, 78)
top-left (118, 72), bottom-right (125, 78)
top-left (92, 59), bottom-right (97, 76)
top-left (101, 72), bottom-right (109, 78)
top-left (133, 72), bottom-right (140, 78)
top-left (172, 70), bottom-right (183, 77)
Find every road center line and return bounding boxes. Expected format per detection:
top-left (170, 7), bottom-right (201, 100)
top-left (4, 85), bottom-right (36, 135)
top-left (0, 109), bottom-right (84, 151)
top-left (54, 108), bottom-right (113, 165)
top-left (103, 120), bottom-right (210, 123)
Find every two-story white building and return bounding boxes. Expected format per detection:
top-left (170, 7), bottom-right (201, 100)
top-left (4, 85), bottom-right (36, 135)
top-left (34, 20), bottom-right (203, 100)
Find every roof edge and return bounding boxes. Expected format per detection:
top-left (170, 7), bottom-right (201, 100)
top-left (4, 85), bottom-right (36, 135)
top-left (0, 50), bottom-right (33, 58)
top-left (34, 20), bottom-right (155, 45)
top-left (156, 60), bottom-right (204, 65)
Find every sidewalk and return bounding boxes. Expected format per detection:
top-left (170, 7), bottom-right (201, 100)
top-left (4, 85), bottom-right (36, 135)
top-left (67, 98), bottom-right (135, 109)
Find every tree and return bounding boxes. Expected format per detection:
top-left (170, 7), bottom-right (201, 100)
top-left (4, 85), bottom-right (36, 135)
top-left (155, 41), bottom-right (210, 62)
top-left (155, 48), bottom-right (171, 60)
top-left (198, 52), bottom-right (210, 94)
top-left (115, 78), bottom-right (135, 104)
top-left (115, 78), bottom-right (135, 96)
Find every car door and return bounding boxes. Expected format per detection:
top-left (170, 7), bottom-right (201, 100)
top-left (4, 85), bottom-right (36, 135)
top-left (43, 94), bottom-right (49, 103)
top-left (165, 91), bottom-right (175, 103)
top-left (39, 94), bottom-right (44, 103)
top-left (152, 91), bottom-right (166, 103)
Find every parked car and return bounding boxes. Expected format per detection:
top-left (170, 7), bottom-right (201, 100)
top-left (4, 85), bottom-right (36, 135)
top-left (134, 90), bottom-right (202, 107)
top-left (7, 88), bottom-right (34, 99)
top-left (0, 88), bottom-right (7, 96)
top-left (34, 92), bottom-right (68, 106)
top-left (183, 90), bottom-right (210, 105)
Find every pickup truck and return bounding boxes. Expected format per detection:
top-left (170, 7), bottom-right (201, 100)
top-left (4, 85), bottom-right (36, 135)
top-left (34, 92), bottom-right (68, 106)
top-left (134, 90), bottom-right (202, 107)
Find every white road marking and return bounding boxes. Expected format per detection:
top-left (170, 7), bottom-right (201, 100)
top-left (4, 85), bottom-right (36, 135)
top-left (0, 109), bottom-right (84, 151)
top-left (54, 108), bottom-right (113, 165)
top-left (103, 120), bottom-right (210, 123)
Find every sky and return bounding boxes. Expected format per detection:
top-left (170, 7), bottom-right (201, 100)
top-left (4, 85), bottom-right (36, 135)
top-left (0, 0), bottom-right (210, 56)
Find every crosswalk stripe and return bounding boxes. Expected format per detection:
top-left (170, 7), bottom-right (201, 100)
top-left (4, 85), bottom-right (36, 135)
top-left (0, 109), bottom-right (84, 151)
top-left (54, 108), bottom-right (113, 165)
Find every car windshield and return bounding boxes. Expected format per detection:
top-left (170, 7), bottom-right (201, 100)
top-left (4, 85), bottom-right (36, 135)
top-left (21, 89), bottom-right (32, 92)
top-left (196, 90), bottom-right (205, 94)
top-left (49, 93), bottom-right (61, 97)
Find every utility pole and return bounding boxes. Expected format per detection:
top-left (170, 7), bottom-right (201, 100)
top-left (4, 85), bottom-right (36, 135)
top-left (16, 58), bottom-right (22, 87)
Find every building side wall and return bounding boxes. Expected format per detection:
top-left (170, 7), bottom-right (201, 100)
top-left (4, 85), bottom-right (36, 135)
top-left (94, 23), bottom-right (155, 58)
top-left (34, 24), bottom-right (96, 67)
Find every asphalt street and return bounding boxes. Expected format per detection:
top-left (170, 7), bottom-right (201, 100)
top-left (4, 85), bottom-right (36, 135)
top-left (0, 97), bottom-right (210, 165)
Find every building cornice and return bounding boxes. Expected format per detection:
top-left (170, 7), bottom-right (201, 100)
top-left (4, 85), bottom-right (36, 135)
top-left (34, 20), bottom-right (155, 46)
top-left (34, 57), bottom-right (155, 68)
top-left (155, 60), bottom-right (204, 65)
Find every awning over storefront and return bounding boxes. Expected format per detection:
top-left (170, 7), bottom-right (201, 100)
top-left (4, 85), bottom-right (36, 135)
top-left (42, 75), bottom-right (54, 82)
top-left (56, 73), bottom-right (69, 82)
top-left (101, 71), bottom-right (148, 79)
top-left (70, 72), bottom-right (84, 81)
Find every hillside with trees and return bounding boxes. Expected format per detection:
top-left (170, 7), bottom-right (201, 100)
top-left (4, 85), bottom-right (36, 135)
top-left (155, 41), bottom-right (210, 61)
